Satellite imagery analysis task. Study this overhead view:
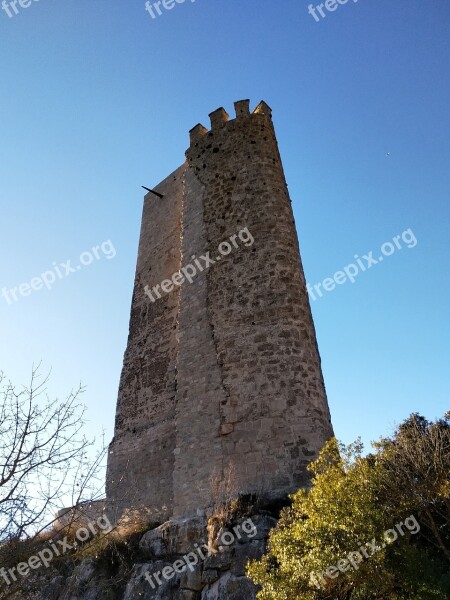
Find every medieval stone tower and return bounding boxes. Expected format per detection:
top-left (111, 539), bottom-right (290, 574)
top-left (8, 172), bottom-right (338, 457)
top-left (106, 100), bottom-right (333, 522)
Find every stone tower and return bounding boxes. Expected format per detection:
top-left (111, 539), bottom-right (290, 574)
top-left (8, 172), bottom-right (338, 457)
top-left (106, 100), bottom-right (333, 522)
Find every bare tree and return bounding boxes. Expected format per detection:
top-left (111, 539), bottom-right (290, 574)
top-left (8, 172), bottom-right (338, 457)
top-left (0, 364), bottom-right (106, 542)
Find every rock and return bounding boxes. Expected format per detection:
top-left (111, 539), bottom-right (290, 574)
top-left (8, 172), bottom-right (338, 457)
top-left (225, 575), bottom-right (258, 600)
top-left (140, 524), bottom-right (170, 558)
top-left (202, 569), bottom-right (219, 585)
top-left (201, 572), bottom-right (257, 600)
top-left (28, 513), bottom-right (271, 600)
top-left (122, 562), bottom-right (181, 600)
top-left (57, 559), bottom-right (118, 600)
top-left (201, 572), bottom-right (232, 600)
top-left (234, 515), bottom-right (277, 543)
top-left (72, 559), bottom-right (97, 586)
top-left (39, 575), bottom-right (65, 600)
top-left (174, 590), bottom-right (201, 600)
top-left (180, 564), bottom-right (203, 591)
top-left (79, 588), bottom-right (117, 600)
top-left (172, 518), bottom-right (207, 554)
top-left (230, 540), bottom-right (265, 577)
top-left (203, 546), bottom-right (234, 571)
top-left (140, 518), bottom-right (207, 558)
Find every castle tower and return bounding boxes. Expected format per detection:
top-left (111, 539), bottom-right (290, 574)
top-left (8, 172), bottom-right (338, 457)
top-left (106, 100), bottom-right (333, 521)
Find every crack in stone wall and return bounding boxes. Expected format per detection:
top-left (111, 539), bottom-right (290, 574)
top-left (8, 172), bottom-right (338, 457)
top-left (172, 168), bottom-right (228, 517)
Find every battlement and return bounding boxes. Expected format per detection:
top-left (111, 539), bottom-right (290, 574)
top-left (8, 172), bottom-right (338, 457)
top-left (188, 99), bottom-right (272, 145)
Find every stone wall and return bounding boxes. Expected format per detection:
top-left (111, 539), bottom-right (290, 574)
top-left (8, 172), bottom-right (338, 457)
top-left (106, 165), bottom-right (185, 522)
top-left (106, 100), bottom-right (333, 522)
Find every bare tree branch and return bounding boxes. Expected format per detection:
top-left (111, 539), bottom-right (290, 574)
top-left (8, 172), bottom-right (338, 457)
top-left (0, 365), bottom-right (106, 542)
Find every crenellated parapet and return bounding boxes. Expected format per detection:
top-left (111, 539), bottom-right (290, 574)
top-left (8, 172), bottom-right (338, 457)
top-left (188, 99), bottom-right (273, 146)
top-left (188, 123), bottom-right (208, 144)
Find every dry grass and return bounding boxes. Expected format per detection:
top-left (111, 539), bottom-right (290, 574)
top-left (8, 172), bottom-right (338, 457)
top-left (207, 463), bottom-right (264, 549)
top-left (0, 509), bottom-right (160, 600)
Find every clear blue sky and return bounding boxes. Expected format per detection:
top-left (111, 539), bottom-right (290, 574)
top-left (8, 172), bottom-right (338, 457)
top-left (0, 0), bottom-right (449, 460)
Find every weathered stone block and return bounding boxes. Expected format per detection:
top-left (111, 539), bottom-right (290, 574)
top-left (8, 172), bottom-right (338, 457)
top-left (204, 547), bottom-right (234, 571)
top-left (56, 559), bottom-right (117, 600)
top-left (140, 518), bottom-right (207, 558)
top-left (122, 562), bottom-right (180, 600)
top-left (175, 590), bottom-right (201, 600)
top-left (201, 572), bottom-right (257, 600)
top-left (180, 564), bottom-right (203, 591)
top-left (234, 515), bottom-right (277, 543)
top-left (39, 575), bottom-right (65, 600)
top-left (202, 569), bottom-right (219, 585)
top-left (230, 541), bottom-right (265, 577)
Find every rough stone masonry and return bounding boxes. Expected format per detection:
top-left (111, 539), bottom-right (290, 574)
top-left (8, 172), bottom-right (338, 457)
top-left (106, 99), bottom-right (334, 523)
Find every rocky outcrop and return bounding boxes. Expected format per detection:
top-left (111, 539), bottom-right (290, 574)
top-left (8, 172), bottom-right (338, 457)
top-left (3, 514), bottom-right (277, 600)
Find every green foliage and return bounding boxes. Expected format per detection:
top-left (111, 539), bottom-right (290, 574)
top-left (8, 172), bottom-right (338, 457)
top-left (247, 413), bottom-right (450, 600)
